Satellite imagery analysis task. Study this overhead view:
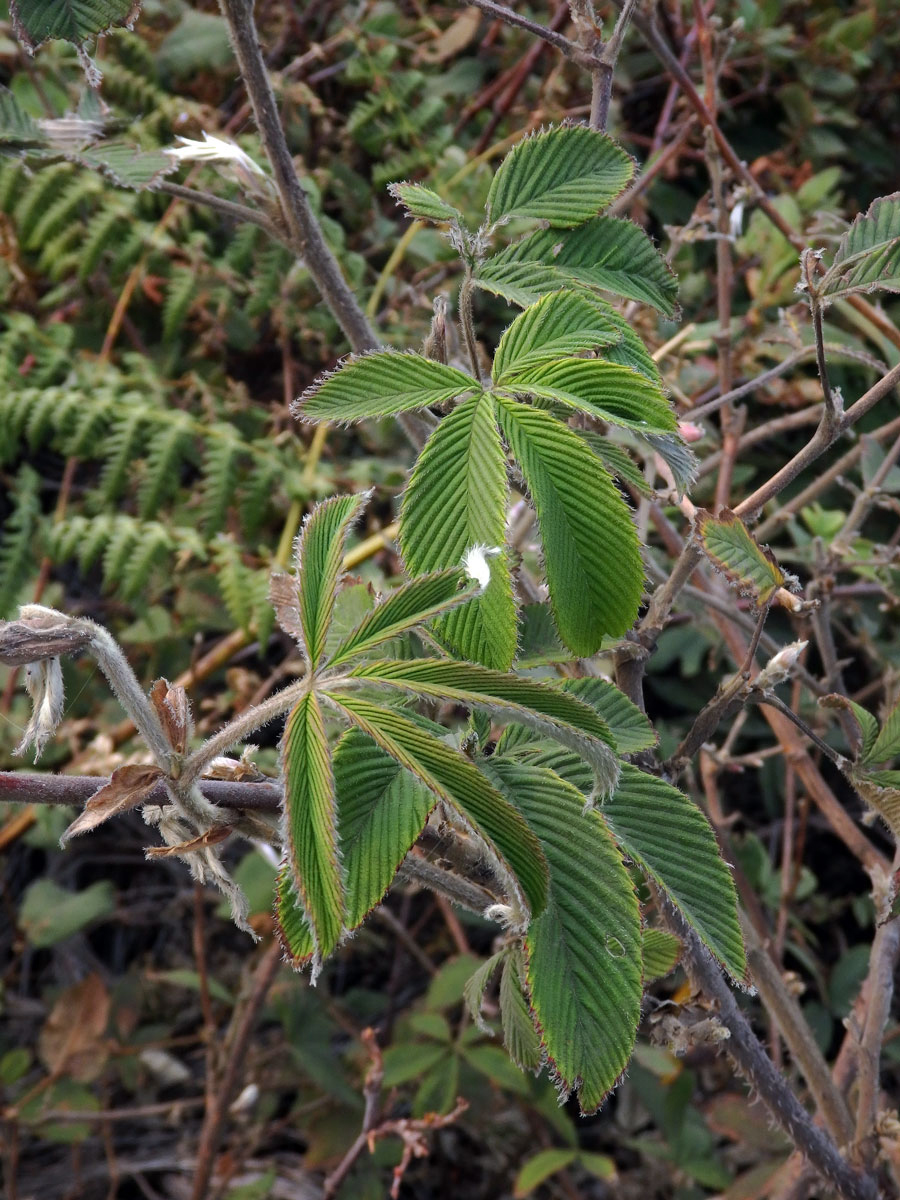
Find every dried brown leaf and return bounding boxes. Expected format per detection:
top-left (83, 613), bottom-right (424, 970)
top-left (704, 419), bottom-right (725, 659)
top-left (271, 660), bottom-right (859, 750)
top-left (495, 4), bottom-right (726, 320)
top-left (146, 824), bottom-right (234, 857)
top-left (38, 974), bottom-right (111, 1081)
top-left (269, 570), bottom-right (305, 643)
top-left (61, 764), bottom-right (165, 844)
top-left (149, 678), bottom-right (191, 754)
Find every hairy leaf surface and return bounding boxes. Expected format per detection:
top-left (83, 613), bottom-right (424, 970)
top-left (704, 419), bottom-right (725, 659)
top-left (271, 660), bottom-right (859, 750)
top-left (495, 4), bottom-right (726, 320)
top-left (559, 678), bottom-right (657, 754)
top-left (510, 359), bottom-right (676, 433)
top-left (486, 126), bottom-right (633, 229)
top-left (496, 396), bottom-right (644, 656)
top-left (488, 760), bottom-right (642, 1112)
top-left (602, 765), bottom-right (746, 980)
top-left (492, 290), bottom-right (621, 382)
top-left (400, 393), bottom-right (517, 668)
top-left (294, 491), bottom-right (366, 668)
top-left (477, 217), bottom-right (678, 315)
top-left (325, 692), bottom-right (549, 918)
top-left (819, 192), bottom-right (900, 304)
top-left (642, 928), bottom-right (682, 980)
top-left (388, 181), bottom-right (462, 224)
top-left (696, 508), bottom-right (784, 607)
top-left (297, 352), bottom-right (478, 422)
top-left (11, 0), bottom-right (140, 51)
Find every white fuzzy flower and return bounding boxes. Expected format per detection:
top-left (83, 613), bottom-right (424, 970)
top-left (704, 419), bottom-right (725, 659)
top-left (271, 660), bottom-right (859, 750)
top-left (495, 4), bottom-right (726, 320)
top-left (755, 640), bottom-right (808, 689)
top-left (462, 544), bottom-right (501, 590)
top-left (164, 132), bottom-right (265, 177)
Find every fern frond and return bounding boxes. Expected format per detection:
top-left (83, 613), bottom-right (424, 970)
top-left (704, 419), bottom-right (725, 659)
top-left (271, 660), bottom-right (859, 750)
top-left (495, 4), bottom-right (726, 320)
top-left (200, 426), bottom-right (244, 536)
top-left (0, 465), bottom-right (41, 618)
top-left (162, 266), bottom-right (199, 344)
top-left (212, 534), bottom-right (255, 633)
top-left (138, 417), bottom-right (195, 519)
top-left (97, 402), bottom-right (147, 503)
top-left (26, 174), bottom-right (104, 253)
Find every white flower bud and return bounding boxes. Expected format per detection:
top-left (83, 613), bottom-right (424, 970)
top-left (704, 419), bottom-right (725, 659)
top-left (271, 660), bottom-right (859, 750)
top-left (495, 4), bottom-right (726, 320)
top-left (462, 544), bottom-right (501, 591)
top-left (15, 657), bottom-right (65, 762)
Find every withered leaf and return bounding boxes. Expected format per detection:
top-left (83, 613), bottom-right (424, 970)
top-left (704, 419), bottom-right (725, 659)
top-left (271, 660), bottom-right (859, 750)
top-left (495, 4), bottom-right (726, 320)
top-left (38, 974), bottom-right (111, 1081)
top-left (149, 678), bottom-right (192, 754)
top-left (269, 571), bottom-right (305, 644)
top-left (695, 508), bottom-right (786, 607)
top-left (146, 824), bottom-right (234, 857)
top-left (61, 764), bottom-right (165, 844)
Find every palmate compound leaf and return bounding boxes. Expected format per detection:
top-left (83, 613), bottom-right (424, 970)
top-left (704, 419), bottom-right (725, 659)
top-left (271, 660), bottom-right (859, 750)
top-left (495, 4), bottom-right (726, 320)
top-left (486, 125), bottom-right (634, 230)
top-left (602, 765), bottom-right (746, 981)
top-left (323, 692), bottom-right (549, 919)
top-left (399, 392), bottom-right (518, 669)
top-left (695, 508), bottom-right (785, 607)
top-left (495, 396), bottom-right (644, 657)
top-left (485, 759), bottom-right (643, 1113)
top-left (293, 491), bottom-right (368, 669)
top-left (295, 352), bottom-right (478, 423)
top-left (388, 181), bottom-right (462, 224)
top-left (476, 217), bottom-right (679, 316)
top-left (10, 0), bottom-right (140, 52)
top-left (343, 658), bottom-right (620, 798)
top-left (327, 567), bottom-right (479, 669)
top-left (280, 692), bottom-right (343, 967)
top-left (276, 728), bottom-right (438, 965)
top-left (507, 358), bottom-right (677, 434)
top-left (819, 192), bottom-right (900, 306)
top-left (491, 290), bottom-right (622, 382)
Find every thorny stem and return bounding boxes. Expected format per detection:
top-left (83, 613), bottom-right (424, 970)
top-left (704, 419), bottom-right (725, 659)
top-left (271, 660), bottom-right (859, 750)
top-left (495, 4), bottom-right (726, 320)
top-left (664, 905), bottom-right (880, 1200)
top-left (217, 0), bottom-right (378, 354)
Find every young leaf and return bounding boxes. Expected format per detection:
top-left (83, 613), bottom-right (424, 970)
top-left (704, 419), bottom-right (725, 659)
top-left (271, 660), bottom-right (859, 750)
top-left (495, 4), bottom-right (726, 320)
top-left (642, 928), bottom-right (682, 980)
top-left (476, 217), bottom-right (679, 316)
top-left (578, 434), bottom-right (653, 497)
top-left (850, 768), bottom-right (900, 839)
top-left (280, 692), bottom-right (343, 965)
top-left (696, 508), bottom-right (785, 607)
top-left (295, 352), bottom-right (478, 423)
top-left (486, 126), bottom-right (633, 229)
top-left (500, 945), bottom-right (542, 1071)
top-left (819, 193), bottom-right (900, 305)
top-left (602, 765), bottom-right (746, 981)
top-left (294, 492), bottom-right (367, 669)
top-left (487, 760), bottom-right (642, 1113)
top-left (868, 697), bottom-right (900, 764)
top-left (508, 358), bottom-right (677, 434)
top-left (388, 181), bottom-right (462, 224)
top-left (559, 677), bottom-right (657, 755)
top-left (496, 396), bottom-right (644, 656)
top-left (275, 728), bottom-right (438, 965)
top-left (463, 949), bottom-right (507, 1031)
top-left (10, 0), bottom-right (141, 53)
top-left (327, 568), bottom-right (477, 668)
top-left (344, 658), bottom-right (619, 796)
top-left (399, 392), bottom-right (517, 669)
top-left (324, 692), bottom-right (549, 919)
top-left (820, 693), bottom-right (879, 763)
top-left (644, 431), bottom-right (699, 497)
top-left (492, 290), bottom-right (621, 383)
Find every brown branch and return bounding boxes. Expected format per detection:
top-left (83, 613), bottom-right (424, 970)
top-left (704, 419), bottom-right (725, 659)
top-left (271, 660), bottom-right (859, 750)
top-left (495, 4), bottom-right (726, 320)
top-left (465, 0), bottom-right (583, 60)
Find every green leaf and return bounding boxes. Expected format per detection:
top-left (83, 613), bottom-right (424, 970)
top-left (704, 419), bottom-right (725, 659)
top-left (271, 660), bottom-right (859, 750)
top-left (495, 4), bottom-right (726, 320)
top-left (514, 1148), bottom-right (578, 1197)
top-left (19, 879), bottom-right (116, 947)
top-left (276, 729), bottom-right (438, 965)
top-left (296, 352), bottom-right (478, 422)
top-left (579, 435), bottom-right (652, 497)
top-left (492, 290), bottom-right (621, 382)
top-left (869, 697), bottom-right (900, 763)
top-left (580, 1152), bottom-right (617, 1181)
top-left (400, 392), bottom-right (518, 669)
top-left (486, 126), bottom-right (633, 229)
top-left (851, 768), bottom-right (900, 839)
top-left (0, 85), bottom-right (44, 147)
top-left (280, 692), bottom-right (343, 966)
top-left (388, 181), bottom-right (462, 224)
top-left (820, 694), bottom-right (879, 763)
top-left (463, 949), bottom-right (507, 1031)
top-left (382, 1041), bottom-right (450, 1086)
top-left (696, 508), bottom-right (785, 607)
top-left (819, 193), bottom-right (900, 305)
top-left (476, 217), bottom-right (679, 315)
top-left (496, 396), bottom-right (644, 656)
top-left (344, 658), bottom-right (619, 797)
top-left (324, 692), bottom-right (549, 919)
top-left (327, 568), bottom-right (477, 668)
top-left (559, 678), bottom-right (657, 754)
top-left (508, 358), bottom-right (677, 434)
top-left (488, 760), bottom-right (642, 1113)
top-left (500, 945), bottom-right (542, 1071)
top-left (642, 928), bottom-right (682, 980)
top-left (294, 491), bottom-right (367, 669)
top-left (644, 432), bottom-right (699, 498)
top-left (462, 1041), bottom-right (532, 1097)
top-left (10, 0), bottom-right (140, 52)
top-left (603, 765), bottom-right (746, 980)
top-left (75, 142), bottom-right (176, 190)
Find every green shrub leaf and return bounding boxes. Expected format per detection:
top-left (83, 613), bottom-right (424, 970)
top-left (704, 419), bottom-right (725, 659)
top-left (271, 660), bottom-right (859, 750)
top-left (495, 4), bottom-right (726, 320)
top-left (388, 181), bottom-right (462, 224)
top-left (696, 508), bottom-right (785, 607)
top-left (496, 396), bottom-right (644, 656)
top-left (486, 126), bottom-right (633, 229)
top-left (514, 1149), bottom-right (578, 1197)
top-left (509, 358), bottom-right (677, 433)
top-left (492, 290), bottom-right (621, 382)
top-left (296, 352), bottom-right (478, 422)
top-left (10, 0), bottom-right (141, 52)
top-left (602, 765), bottom-right (746, 980)
top-left (559, 677), bottom-right (657, 754)
top-left (869, 697), bottom-right (900, 764)
top-left (0, 86), bottom-right (44, 147)
top-left (488, 760), bottom-right (642, 1113)
top-left (819, 192), bottom-right (900, 305)
top-left (75, 142), bottom-right (176, 190)
top-left (345, 658), bottom-right (619, 796)
top-left (400, 392), bottom-right (517, 668)
top-left (476, 217), bottom-right (679, 315)
top-left (500, 945), bottom-right (543, 1071)
top-left (294, 491), bottom-right (367, 669)
top-left (280, 692), bottom-right (343, 966)
top-left (324, 692), bottom-right (549, 919)
top-left (642, 928), bottom-right (682, 980)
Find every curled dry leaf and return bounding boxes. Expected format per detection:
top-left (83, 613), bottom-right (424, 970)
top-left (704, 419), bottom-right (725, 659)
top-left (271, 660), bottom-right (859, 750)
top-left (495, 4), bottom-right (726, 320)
top-left (38, 974), bottom-right (111, 1082)
top-left (269, 570), bottom-right (305, 644)
top-left (0, 617), bottom-right (90, 666)
top-left (149, 678), bottom-right (192, 754)
top-left (61, 763), bottom-right (165, 844)
top-left (145, 823), bottom-right (234, 857)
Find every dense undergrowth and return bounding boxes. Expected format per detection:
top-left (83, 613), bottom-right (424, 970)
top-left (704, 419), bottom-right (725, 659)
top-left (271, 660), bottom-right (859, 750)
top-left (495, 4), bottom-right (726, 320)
top-left (2, 2), bottom-right (900, 1198)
